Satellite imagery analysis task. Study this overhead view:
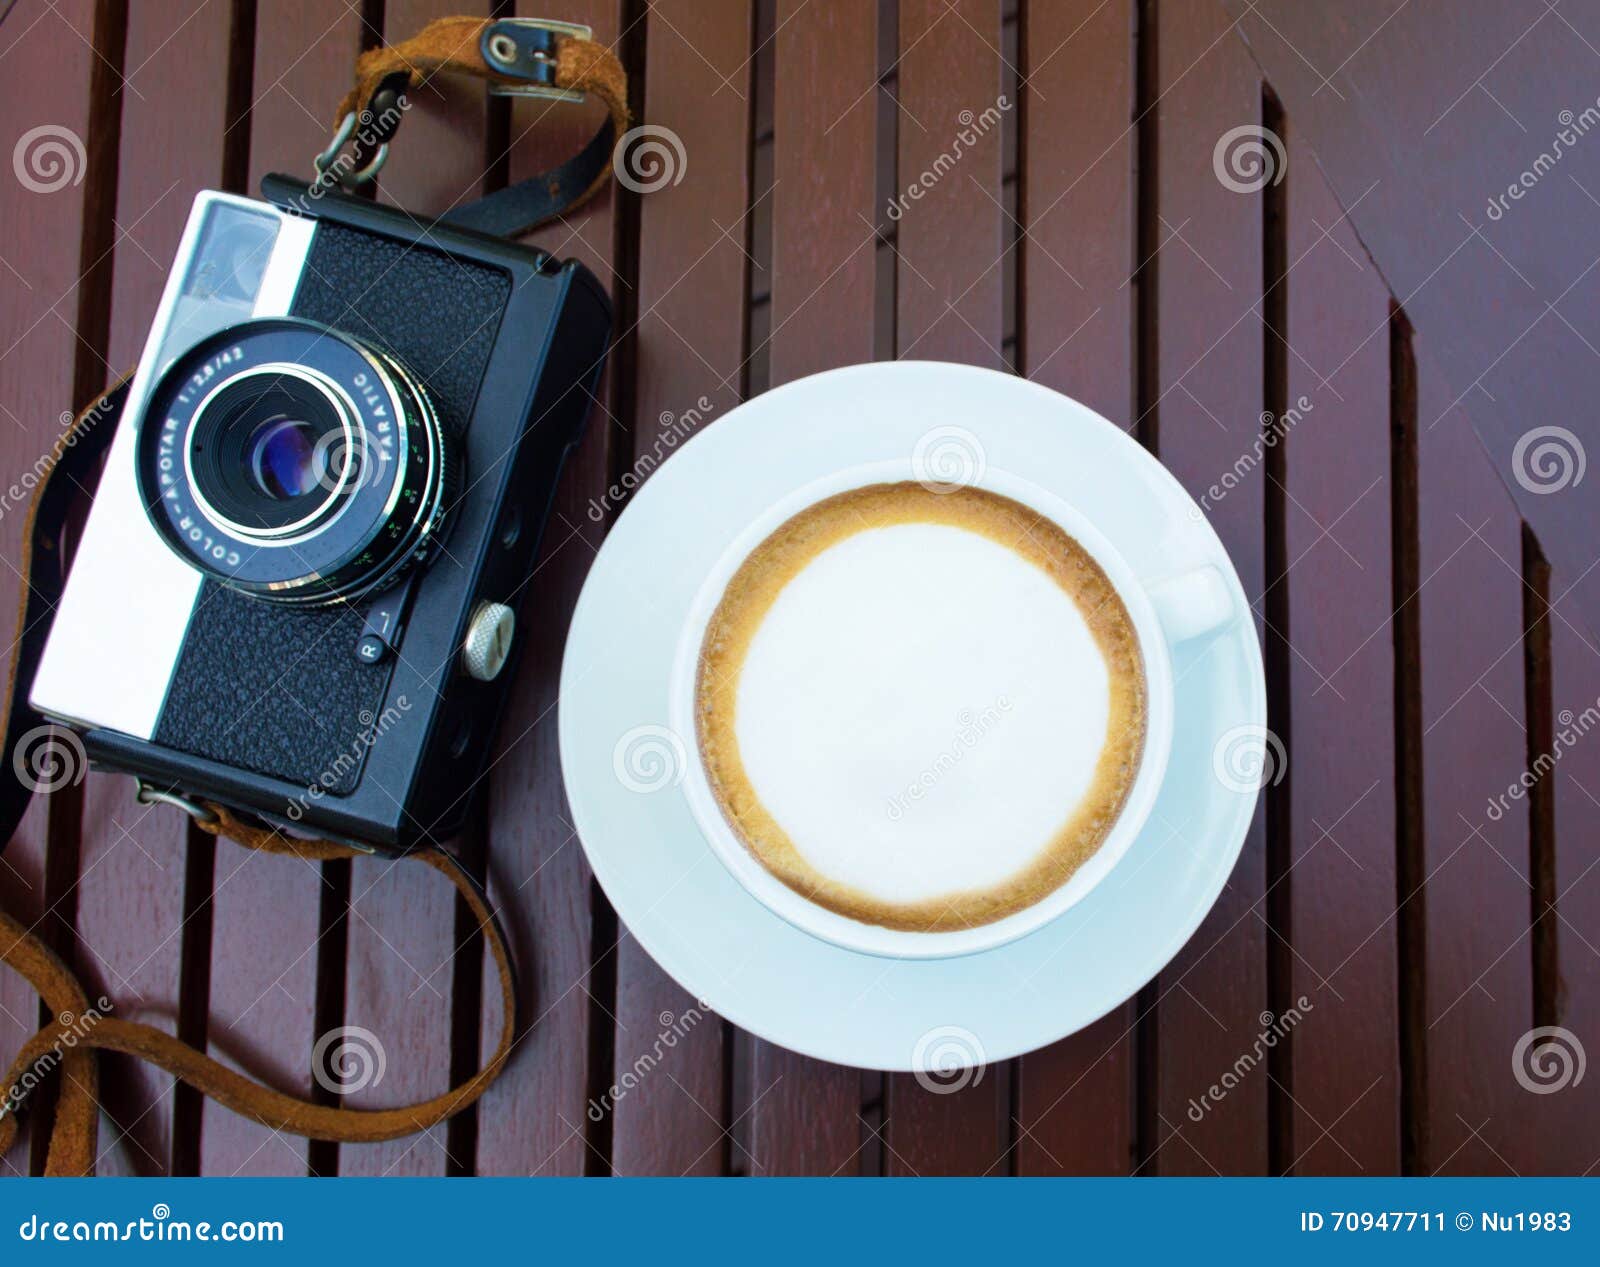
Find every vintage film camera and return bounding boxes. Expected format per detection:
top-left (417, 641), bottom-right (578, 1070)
top-left (31, 178), bottom-right (612, 850)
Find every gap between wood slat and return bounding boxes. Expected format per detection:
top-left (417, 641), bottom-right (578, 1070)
top-left (870, 0), bottom-right (898, 372)
top-left (482, 0), bottom-right (515, 193)
top-left (1259, 85), bottom-right (1291, 1177)
top-left (1131, 0), bottom-right (1159, 458)
top-left (1012, 0), bottom-right (1029, 378)
top-left (1130, 0), bottom-right (1160, 1176)
top-left (222, 0), bottom-right (258, 194)
top-left (361, 0), bottom-right (386, 52)
top-left (578, 0), bottom-right (651, 1180)
top-left (1521, 527), bottom-right (1557, 1032)
top-left (1388, 303), bottom-right (1424, 1176)
top-left (71, 0), bottom-right (125, 407)
top-left (170, 830), bottom-right (215, 1175)
top-left (999, 11), bottom-right (1019, 364)
top-left (446, 814), bottom-right (488, 1175)
top-left (308, 859), bottom-right (351, 1177)
top-left (584, 892), bottom-right (619, 1175)
top-left (737, 0), bottom-right (764, 407)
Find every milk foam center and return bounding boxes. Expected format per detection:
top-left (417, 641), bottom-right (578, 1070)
top-left (733, 521), bottom-right (1113, 904)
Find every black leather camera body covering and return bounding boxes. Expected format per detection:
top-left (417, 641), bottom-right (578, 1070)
top-left (82, 177), bottom-right (613, 851)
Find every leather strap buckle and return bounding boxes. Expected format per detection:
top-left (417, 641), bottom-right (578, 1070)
top-left (481, 17), bottom-right (593, 103)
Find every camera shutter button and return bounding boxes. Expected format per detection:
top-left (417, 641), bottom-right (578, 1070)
top-left (462, 602), bottom-right (515, 681)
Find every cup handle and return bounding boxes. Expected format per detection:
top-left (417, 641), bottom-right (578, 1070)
top-left (1144, 565), bottom-right (1236, 644)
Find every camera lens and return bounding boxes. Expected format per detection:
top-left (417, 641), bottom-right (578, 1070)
top-left (185, 371), bottom-right (352, 536)
top-left (247, 418), bottom-right (322, 500)
top-left (136, 317), bottom-right (454, 605)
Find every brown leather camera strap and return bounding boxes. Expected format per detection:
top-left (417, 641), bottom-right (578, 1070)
top-left (0, 815), bottom-right (518, 1176)
top-left (326, 15), bottom-right (632, 238)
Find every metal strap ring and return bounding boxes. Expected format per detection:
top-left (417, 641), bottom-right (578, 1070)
top-left (134, 781), bottom-right (220, 826)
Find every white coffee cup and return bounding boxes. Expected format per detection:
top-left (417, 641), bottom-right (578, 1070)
top-left (669, 459), bottom-right (1234, 959)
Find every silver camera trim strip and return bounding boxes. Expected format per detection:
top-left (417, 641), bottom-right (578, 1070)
top-left (31, 192), bottom-right (317, 740)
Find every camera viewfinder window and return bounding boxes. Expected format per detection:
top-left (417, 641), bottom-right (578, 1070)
top-left (160, 202), bottom-right (282, 373)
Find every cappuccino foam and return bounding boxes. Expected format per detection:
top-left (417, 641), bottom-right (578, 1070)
top-left (695, 482), bottom-right (1145, 932)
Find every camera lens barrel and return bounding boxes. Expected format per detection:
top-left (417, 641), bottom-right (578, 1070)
top-left (136, 318), bottom-right (453, 605)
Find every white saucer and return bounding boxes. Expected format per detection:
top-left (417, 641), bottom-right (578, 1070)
top-left (558, 362), bottom-right (1265, 1070)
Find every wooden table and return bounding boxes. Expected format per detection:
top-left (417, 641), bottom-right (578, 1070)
top-left (1, 0), bottom-right (1594, 1177)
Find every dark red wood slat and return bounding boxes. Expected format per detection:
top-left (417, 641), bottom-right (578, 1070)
top-left (1280, 133), bottom-right (1399, 1174)
top-left (1542, 581), bottom-right (1600, 1172)
top-left (891, 0), bottom-right (1005, 370)
top-left (881, 0), bottom-right (1007, 1178)
top-left (339, 857), bottom-right (460, 1176)
top-left (1018, 0), bottom-right (1132, 425)
top-left (0, 0), bottom-right (103, 1178)
top-left (609, 0), bottom-right (752, 1178)
top-left (196, 2), bottom-right (367, 1177)
top-left (198, 843), bottom-right (322, 1176)
top-left (1146, 0), bottom-right (1267, 1175)
top-left (337, 0), bottom-right (494, 1182)
top-left (741, 0), bottom-right (881, 1177)
top-left (472, 0), bottom-right (625, 1177)
top-left (67, 0), bottom-right (230, 1179)
top-left (1013, 0), bottom-right (1137, 1177)
top-left (1413, 355), bottom-right (1535, 1175)
top-left (247, 3), bottom-right (367, 190)
top-left (767, 0), bottom-right (878, 386)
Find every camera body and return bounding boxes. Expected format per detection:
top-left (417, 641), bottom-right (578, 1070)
top-left (31, 178), bottom-right (611, 851)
